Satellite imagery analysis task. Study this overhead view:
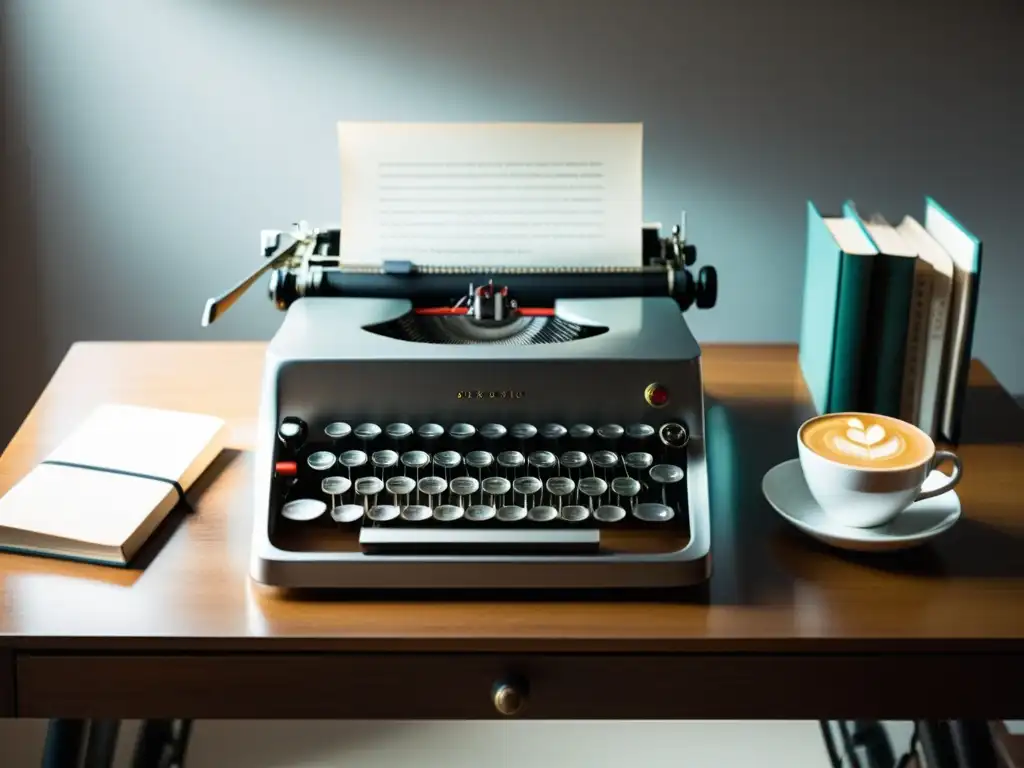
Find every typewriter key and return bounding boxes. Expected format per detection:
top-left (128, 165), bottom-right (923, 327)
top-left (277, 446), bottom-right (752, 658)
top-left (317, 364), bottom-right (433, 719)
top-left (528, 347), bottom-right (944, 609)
top-left (540, 423), bottom-right (567, 440)
top-left (611, 477), bottom-right (641, 498)
top-left (528, 506), bottom-right (558, 522)
top-left (512, 476), bottom-right (542, 496)
top-left (321, 476), bottom-right (351, 496)
top-left (355, 476), bottom-right (385, 497)
top-left (633, 503), bottom-right (675, 523)
top-left (481, 476), bottom-right (511, 497)
top-left (591, 450), bottom-right (618, 469)
top-left (331, 504), bottom-right (364, 523)
top-left (401, 504), bottom-right (432, 522)
top-left (354, 423), bottom-right (382, 442)
top-left (597, 424), bottom-right (624, 441)
top-left (594, 505), bottom-right (626, 523)
top-left (339, 450), bottom-right (368, 469)
top-left (546, 476), bottom-right (575, 496)
top-left (466, 504), bottom-right (496, 522)
top-left (281, 499), bottom-right (326, 522)
top-left (450, 423), bottom-right (476, 440)
top-left (400, 450), bottom-right (430, 470)
top-left (624, 452), bottom-right (653, 470)
top-left (324, 422), bottom-right (351, 440)
top-left (510, 423), bottom-right (537, 440)
top-left (560, 505), bottom-right (589, 522)
top-left (418, 476), bottom-right (448, 497)
top-left (417, 423), bottom-right (444, 441)
top-left (497, 451), bottom-right (525, 469)
top-left (449, 476), bottom-right (480, 497)
top-left (479, 423), bottom-right (507, 441)
top-left (371, 450), bottom-right (399, 469)
top-left (528, 450), bottom-right (556, 469)
top-left (578, 476), bottom-right (608, 498)
top-left (433, 450), bottom-right (462, 470)
top-left (465, 450), bottom-right (493, 470)
top-left (559, 451), bottom-right (588, 469)
top-left (497, 505), bottom-right (527, 522)
top-left (434, 504), bottom-right (465, 522)
top-left (626, 423), bottom-right (655, 440)
top-left (650, 464), bottom-right (684, 484)
top-left (306, 451), bottom-right (337, 472)
top-left (386, 476), bottom-right (416, 496)
top-left (386, 423), bottom-right (413, 441)
top-left (368, 504), bottom-right (401, 522)
top-left (569, 424), bottom-right (594, 440)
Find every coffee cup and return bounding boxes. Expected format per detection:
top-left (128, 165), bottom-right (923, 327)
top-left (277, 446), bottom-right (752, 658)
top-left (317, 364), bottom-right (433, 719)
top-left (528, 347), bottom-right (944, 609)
top-left (797, 411), bottom-right (962, 528)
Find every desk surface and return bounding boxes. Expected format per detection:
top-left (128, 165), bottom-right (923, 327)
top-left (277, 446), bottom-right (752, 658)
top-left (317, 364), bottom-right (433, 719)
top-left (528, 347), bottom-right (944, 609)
top-left (0, 342), bottom-right (1023, 719)
top-left (1, 340), bottom-right (1022, 653)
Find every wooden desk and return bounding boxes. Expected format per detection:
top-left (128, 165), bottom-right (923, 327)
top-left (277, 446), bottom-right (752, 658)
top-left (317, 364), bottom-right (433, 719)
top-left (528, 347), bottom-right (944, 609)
top-left (1, 342), bottom-right (1022, 720)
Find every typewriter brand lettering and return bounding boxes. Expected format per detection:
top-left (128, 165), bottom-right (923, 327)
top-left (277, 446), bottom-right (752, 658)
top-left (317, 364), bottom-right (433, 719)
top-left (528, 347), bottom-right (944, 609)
top-left (457, 390), bottom-right (525, 400)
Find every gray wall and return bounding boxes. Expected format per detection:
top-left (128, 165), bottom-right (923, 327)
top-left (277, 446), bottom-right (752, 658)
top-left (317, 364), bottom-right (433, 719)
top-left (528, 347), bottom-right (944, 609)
top-left (2, 0), bottom-right (1022, 446)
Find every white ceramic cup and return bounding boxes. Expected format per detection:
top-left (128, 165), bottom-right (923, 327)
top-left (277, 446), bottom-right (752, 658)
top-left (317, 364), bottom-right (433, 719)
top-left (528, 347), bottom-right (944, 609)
top-left (797, 412), bottom-right (963, 528)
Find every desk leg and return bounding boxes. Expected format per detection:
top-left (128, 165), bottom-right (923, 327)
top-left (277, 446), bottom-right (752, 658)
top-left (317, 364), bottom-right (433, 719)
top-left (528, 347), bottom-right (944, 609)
top-left (41, 719), bottom-right (87, 768)
top-left (948, 722), bottom-right (999, 768)
top-left (84, 720), bottom-right (121, 768)
top-left (917, 721), bottom-right (999, 768)
top-left (132, 719), bottom-right (193, 768)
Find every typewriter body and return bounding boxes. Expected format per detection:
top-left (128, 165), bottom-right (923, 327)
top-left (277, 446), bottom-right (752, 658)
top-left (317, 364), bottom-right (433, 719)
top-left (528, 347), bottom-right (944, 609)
top-left (203, 219), bottom-right (719, 590)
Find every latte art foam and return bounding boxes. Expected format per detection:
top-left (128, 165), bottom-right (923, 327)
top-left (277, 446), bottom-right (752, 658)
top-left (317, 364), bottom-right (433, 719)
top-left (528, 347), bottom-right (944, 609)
top-left (800, 413), bottom-right (932, 470)
top-left (829, 418), bottom-right (906, 461)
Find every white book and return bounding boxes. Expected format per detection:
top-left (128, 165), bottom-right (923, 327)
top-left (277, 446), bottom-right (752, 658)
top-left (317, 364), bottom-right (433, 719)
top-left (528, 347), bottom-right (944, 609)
top-left (923, 198), bottom-right (983, 443)
top-left (895, 215), bottom-right (955, 437)
top-left (0, 404), bottom-right (227, 566)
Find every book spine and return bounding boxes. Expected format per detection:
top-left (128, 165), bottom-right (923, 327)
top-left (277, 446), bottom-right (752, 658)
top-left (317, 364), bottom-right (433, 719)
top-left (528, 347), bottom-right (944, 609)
top-left (864, 255), bottom-right (916, 417)
top-left (899, 259), bottom-right (934, 425)
top-left (918, 268), bottom-right (953, 437)
top-left (827, 253), bottom-right (874, 412)
top-left (942, 265), bottom-right (982, 443)
top-left (798, 202), bottom-right (844, 415)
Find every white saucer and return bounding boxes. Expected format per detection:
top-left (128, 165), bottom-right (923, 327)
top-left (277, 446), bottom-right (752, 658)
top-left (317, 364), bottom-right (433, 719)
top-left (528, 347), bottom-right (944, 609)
top-left (762, 459), bottom-right (961, 552)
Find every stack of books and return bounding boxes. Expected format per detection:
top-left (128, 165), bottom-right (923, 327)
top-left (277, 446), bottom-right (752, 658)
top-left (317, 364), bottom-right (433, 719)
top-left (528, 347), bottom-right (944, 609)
top-left (798, 197), bottom-right (983, 443)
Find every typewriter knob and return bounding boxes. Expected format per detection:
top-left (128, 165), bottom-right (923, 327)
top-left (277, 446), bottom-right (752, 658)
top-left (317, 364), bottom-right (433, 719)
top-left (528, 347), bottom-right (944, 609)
top-left (277, 417), bottom-right (307, 453)
top-left (659, 422), bottom-right (689, 449)
top-left (492, 678), bottom-right (528, 717)
top-left (696, 266), bottom-right (717, 309)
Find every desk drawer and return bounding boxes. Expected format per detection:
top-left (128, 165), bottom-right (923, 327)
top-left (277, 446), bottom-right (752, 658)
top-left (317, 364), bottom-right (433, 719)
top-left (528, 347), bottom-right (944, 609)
top-left (15, 652), bottom-right (1024, 719)
top-left (0, 649), bottom-right (12, 717)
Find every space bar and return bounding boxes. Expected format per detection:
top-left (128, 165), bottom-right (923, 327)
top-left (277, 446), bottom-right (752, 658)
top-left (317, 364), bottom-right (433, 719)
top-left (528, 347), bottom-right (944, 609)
top-left (359, 527), bottom-right (600, 555)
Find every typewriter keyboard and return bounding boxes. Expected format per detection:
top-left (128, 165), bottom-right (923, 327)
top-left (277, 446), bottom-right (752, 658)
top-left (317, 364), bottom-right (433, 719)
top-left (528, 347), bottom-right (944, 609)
top-left (271, 418), bottom-right (691, 554)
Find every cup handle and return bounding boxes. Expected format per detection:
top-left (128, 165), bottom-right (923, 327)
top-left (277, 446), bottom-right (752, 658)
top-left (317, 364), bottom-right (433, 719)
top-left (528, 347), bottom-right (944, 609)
top-left (914, 450), bottom-right (962, 502)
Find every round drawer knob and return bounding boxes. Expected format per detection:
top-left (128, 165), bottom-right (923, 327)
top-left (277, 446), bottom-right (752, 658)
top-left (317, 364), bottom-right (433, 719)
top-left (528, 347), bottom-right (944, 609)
top-left (492, 679), bottom-right (528, 716)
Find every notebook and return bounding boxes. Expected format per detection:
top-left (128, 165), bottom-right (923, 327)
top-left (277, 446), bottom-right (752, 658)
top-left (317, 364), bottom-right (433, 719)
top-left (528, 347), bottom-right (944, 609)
top-left (0, 404), bottom-right (227, 566)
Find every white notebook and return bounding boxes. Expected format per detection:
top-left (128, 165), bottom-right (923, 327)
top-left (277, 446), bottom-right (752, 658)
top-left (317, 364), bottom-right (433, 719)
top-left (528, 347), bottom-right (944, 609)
top-left (0, 404), bottom-right (227, 566)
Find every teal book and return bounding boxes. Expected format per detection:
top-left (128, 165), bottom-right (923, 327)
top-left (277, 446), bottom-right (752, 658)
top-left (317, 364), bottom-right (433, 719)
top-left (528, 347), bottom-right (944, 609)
top-left (848, 203), bottom-right (918, 418)
top-left (923, 197), bottom-right (983, 444)
top-left (798, 201), bottom-right (878, 415)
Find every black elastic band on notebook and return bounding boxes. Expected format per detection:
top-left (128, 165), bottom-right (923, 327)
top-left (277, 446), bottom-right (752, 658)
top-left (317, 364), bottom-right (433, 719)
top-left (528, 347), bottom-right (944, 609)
top-left (40, 459), bottom-right (193, 512)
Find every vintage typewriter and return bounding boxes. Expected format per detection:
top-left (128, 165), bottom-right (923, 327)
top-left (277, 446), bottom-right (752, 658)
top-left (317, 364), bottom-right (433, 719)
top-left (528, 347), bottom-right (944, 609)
top-left (203, 218), bottom-right (718, 590)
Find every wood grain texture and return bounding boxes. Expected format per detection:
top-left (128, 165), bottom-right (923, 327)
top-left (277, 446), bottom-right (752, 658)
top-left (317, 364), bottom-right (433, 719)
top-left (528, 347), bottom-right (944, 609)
top-left (0, 342), bottom-right (1021, 654)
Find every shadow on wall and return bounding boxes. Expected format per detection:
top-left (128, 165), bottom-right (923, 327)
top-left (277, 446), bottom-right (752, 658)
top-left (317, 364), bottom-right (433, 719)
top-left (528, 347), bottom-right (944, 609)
top-left (0, 3), bottom-right (48, 449)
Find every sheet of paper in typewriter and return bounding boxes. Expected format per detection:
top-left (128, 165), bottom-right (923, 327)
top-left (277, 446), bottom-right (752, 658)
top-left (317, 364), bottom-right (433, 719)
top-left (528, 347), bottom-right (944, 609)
top-left (337, 122), bottom-right (643, 268)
